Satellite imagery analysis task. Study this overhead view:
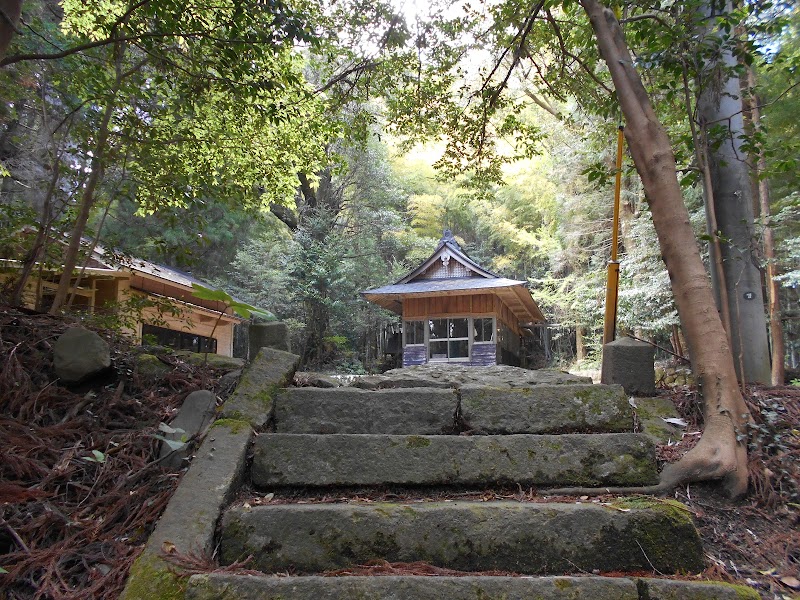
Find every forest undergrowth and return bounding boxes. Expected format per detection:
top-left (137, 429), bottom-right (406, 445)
top-left (0, 306), bottom-right (798, 599)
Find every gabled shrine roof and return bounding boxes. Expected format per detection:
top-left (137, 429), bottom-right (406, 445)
top-left (362, 230), bottom-right (545, 323)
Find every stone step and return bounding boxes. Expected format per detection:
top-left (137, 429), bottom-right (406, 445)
top-left (187, 574), bottom-right (758, 600)
top-left (218, 500), bottom-right (704, 575)
top-left (251, 433), bottom-right (658, 488)
top-left (459, 383), bottom-right (633, 434)
top-left (274, 384), bottom-right (634, 435)
top-left (275, 388), bottom-right (458, 434)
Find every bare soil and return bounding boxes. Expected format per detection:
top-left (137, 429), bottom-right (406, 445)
top-left (0, 306), bottom-right (798, 599)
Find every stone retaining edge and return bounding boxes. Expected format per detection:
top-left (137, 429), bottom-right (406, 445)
top-left (185, 573), bottom-right (759, 600)
top-left (120, 347), bottom-right (301, 600)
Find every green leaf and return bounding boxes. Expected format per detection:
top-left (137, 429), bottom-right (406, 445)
top-left (230, 300), bottom-right (275, 320)
top-left (191, 283), bottom-right (232, 303)
top-left (154, 435), bottom-right (187, 451)
top-left (158, 422), bottom-right (186, 435)
top-left (82, 449), bottom-right (107, 463)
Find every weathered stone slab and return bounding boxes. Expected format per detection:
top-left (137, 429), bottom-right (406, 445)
top-left (459, 384), bottom-right (633, 434)
top-left (251, 433), bottom-right (658, 488)
top-left (382, 365), bottom-right (592, 388)
top-left (219, 500), bottom-right (704, 574)
top-left (54, 326), bottom-right (111, 383)
top-left (641, 578), bottom-right (760, 599)
top-left (221, 347), bottom-right (300, 427)
top-left (186, 574), bottom-right (759, 600)
top-left (351, 374), bottom-right (454, 390)
top-left (294, 372), bottom-right (341, 388)
top-left (187, 574), bottom-right (640, 600)
top-left (120, 419), bottom-right (252, 600)
top-left (158, 390), bottom-right (217, 468)
top-left (275, 388), bottom-right (458, 434)
top-left (601, 337), bottom-right (656, 396)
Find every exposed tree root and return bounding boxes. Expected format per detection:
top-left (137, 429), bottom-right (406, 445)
top-left (543, 414), bottom-right (748, 498)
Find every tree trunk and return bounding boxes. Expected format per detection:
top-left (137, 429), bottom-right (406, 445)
top-left (0, 0), bottom-right (21, 61)
top-left (744, 67), bottom-right (785, 387)
top-left (575, 325), bottom-right (587, 361)
top-left (49, 42), bottom-right (124, 314)
top-left (696, 0), bottom-right (771, 384)
top-left (581, 0), bottom-right (751, 497)
top-left (48, 97), bottom-right (116, 314)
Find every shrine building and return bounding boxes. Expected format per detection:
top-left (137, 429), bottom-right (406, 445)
top-left (362, 231), bottom-right (545, 367)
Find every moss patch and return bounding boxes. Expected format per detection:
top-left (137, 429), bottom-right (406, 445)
top-left (119, 553), bottom-right (186, 600)
top-left (406, 435), bottom-right (432, 448)
top-left (210, 418), bottom-right (251, 435)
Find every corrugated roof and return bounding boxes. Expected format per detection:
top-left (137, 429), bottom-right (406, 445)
top-left (364, 277), bottom-right (528, 296)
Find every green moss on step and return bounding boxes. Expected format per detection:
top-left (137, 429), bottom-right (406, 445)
top-left (639, 578), bottom-right (761, 600)
top-left (210, 418), bottom-right (251, 435)
top-left (120, 553), bottom-right (186, 600)
top-left (554, 578), bottom-right (574, 590)
top-left (406, 435), bottom-right (431, 448)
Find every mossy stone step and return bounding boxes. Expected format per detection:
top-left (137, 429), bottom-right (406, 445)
top-left (275, 388), bottom-right (458, 434)
top-left (219, 500), bottom-right (704, 575)
top-left (251, 433), bottom-right (658, 488)
top-left (186, 574), bottom-right (759, 600)
top-left (459, 383), bottom-right (633, 434)
top-left (275, 384), bottom-right (635, 435)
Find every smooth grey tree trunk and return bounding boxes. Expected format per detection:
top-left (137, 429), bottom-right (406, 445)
top-left (696, 0), bottom-right (771, 384)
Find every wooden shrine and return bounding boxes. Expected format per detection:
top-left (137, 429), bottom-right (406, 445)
top-left (362, 231), bottom-right (545, 367)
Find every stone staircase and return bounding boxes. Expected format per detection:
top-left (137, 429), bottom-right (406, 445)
top-left (183, 370), bottom-right (755, 599)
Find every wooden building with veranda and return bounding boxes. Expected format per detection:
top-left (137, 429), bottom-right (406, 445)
top-left (362, 231), bottom-right (545, 367)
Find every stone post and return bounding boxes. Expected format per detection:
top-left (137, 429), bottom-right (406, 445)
top-left (600, 337), bottom-right (655, 396)
top-left (248, 321), bottom-right (290, 359)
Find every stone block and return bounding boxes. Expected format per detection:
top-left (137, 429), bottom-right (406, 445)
top-left (249, 321), bottom-right (290, 357)
top-left (601, 337), bottom-right (655, 395)
top-left (187, 574), bottom-right (640, 599)
top-left (158, 390), bottom-right (217, 468)
top-left (219, 500), bottom-right (704, 574)
top-left (459, 384), bottom-right (633, 434)
top-left (274, 388), bottom-right (458, 434)
top-left (251, 433), bottom-right (658, 488)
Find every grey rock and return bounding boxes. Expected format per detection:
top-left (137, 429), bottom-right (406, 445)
top-left (249, 321), bottom-right (290, 357)
top-left (251, 433), bottom-right (658, 488)
top-left (219, 500), bottom-right (704, 574)
top-left (294, 372), bottom-right (341, 388)
top-left (351, 374), bottom-right (454, 390)
top-left (187, 574), bottom-right (640, 600)
top-left (460, 383), bottom-right (633, 434)
top-left (275, 388), bottom-right (457, 434)
top-left (601, 338), bottom-right (656, 396)
top-left (53, 326), bottom-right (111, 383)
top-left (217, 368), bottom-right (242, 398)
top-left (158, 390), bottom-right (217, 468)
